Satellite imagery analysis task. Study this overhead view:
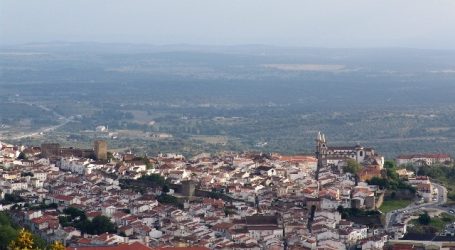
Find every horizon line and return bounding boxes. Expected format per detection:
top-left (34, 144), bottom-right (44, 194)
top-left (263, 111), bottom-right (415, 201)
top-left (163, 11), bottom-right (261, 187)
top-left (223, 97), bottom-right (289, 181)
top-left (1, 41), bottom-right (455, 52)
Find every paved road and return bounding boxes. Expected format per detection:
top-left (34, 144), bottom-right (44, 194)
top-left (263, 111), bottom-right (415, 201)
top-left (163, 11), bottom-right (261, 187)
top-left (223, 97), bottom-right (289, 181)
top-left (9, 116), bottom-right (74, 140)
top-left (5, 102), bottom-right (74, 140)
top-left (385, 181), bottom-right (448, 231)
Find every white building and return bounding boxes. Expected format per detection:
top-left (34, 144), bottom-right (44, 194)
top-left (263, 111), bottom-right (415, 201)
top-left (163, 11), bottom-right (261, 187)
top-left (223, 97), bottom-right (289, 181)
top-left (397, 153), bottom-right (452, 166)
top-left (60, 157), bottom-right (93, 175)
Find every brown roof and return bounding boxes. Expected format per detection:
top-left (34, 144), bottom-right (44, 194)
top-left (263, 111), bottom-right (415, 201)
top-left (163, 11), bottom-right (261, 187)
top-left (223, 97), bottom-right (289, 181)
top-left (155, 248), bottom-right (210, 250)
top-left (67, 242), bottom-right (152, 250)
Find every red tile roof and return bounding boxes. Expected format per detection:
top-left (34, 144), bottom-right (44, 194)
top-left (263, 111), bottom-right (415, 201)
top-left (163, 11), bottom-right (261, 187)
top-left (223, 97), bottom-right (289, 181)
top-left (155, 248), bottom-right (210, 250)
top-left (66, 242), bottom-right (152, 250)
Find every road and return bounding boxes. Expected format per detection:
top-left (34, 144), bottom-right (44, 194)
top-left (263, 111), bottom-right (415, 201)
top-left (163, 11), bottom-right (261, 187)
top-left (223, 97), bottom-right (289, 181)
top-left (5, 102), bottom-right (74, 140)
top-left (9, 116), bottom-right (74, 140)
top-left (385, 181), bottom-right (448, 232)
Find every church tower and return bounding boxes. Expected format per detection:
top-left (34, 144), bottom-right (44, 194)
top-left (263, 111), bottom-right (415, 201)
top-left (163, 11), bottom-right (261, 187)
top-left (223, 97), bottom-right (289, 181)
top-left (315, 131), bottom-right (327, 156)
top-left (315, 131), bottom-right (327, 181)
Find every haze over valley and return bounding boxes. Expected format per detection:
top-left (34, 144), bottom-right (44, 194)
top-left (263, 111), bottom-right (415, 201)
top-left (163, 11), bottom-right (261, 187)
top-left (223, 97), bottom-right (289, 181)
top-left (2, 43), bottom-right (455, 157)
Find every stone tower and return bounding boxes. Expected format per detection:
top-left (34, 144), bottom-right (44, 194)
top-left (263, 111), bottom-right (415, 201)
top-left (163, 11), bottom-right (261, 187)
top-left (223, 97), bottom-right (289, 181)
top-left (181, 180), bottom-right (196, 197)
top-left (94, 140), bottom-right (107, 161)
top-left (315, 131), bottom-right (327, 181)
top-left (315, 131), bottom-right (328, 157)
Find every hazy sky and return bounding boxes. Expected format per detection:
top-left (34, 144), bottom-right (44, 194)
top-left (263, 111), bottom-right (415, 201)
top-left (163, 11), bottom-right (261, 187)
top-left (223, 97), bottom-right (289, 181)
top-left (2, 0), bottom-right (455, 49)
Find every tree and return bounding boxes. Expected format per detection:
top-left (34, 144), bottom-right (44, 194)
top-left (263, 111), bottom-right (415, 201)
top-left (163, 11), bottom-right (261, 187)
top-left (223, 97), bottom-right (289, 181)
top-left (343, 159), bottom-right (362, 175)
top-left (139, 174), bottom-right (166, 187)
top-left (2, 193), bottom-right (25, 205)
top-left (337, 205), bottom-right (346, 218)
top-left (89, 216), bottom-right (116, 235)
top-left (162, 184), bottom-right (170, 194)
top-left (391, 191), bottom-right (396, 199)
top-left (367, 177), bottom-right (389, 189)
top-left (21, 172), bottom-right (34, 177)
top-left (8, 228), bottom-right (35, 250)
top-left (107, 152), bottom-right (115, 161)
top-left (157, 194), bottom-right (178, 205)
top-left (63, 207), bottom-right (86, 221)
top-left (418, 212), bottom-right (431, 225)
top-left (386, 168), bottom-right (399, 181)
top-left (49, 241), bottom-right (65, 250)
top-left (384, 160), bottom-right (396, 169)
top-left (75, 219), bottom-right (91, 234)
top-left (0, 226), bottom-right (17, 250)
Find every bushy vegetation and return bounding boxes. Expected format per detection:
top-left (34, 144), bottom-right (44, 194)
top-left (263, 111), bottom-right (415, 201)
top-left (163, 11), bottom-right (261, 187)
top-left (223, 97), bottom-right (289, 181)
top-left (337, 206), bottom-right (380, 219)
top-left (418, 212), bottom-right (431, 225)
top-left (131, 156), bottom-right (154, 169)
top-left (0, 212), bottom-right (18, 250)
top-left (343, 159), bottom-right (362, 175)
top-left (138, 174), bottom-right (167, 187)
top-left (408, 212), bottom-right (455, 235)
top-left (0, 212), bottom-right (47, 250)
top-left (156, 194), bottom-right (178, 204)
top-left (367, 160), bottom-right (415, 193)
top-left (59, 207), bottom-right (116, 235)
top-left (0, 193), bottom-right (25, 205)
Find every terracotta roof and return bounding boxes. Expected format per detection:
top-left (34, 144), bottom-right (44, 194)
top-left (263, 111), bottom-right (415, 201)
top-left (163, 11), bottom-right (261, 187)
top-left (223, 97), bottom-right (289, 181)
top-left (53, 194), bottom-right (73, 201)
top-left (279, 155), bottom-right (317, 163)
top-left (155, 248), bottom-right (210, 250)
top-left (67, 242), bottom-right (152, 250)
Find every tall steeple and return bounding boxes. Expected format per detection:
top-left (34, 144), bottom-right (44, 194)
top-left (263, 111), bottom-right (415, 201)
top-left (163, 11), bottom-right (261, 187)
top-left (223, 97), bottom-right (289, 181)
top-left (315, 131), bottom-right (327, 156)
top-left (315, 132), bottom-right (325, 182)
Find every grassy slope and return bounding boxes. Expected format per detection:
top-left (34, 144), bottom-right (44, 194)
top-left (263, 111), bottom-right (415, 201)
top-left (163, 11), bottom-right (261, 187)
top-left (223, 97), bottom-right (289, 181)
top-left (379, 199), bottom-right (413, 213)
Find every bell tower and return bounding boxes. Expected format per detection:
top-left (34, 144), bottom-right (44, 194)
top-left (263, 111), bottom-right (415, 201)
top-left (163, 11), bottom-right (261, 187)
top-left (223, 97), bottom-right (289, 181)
top-left (315, 131), bottom-right (327, 156)
top-left (315, 131), bottom-right (327, 181)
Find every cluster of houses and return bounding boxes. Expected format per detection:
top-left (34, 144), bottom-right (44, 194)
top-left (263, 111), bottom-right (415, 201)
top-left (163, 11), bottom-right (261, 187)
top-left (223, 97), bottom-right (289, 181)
top-left (0, 135), bottom-right (452, 249)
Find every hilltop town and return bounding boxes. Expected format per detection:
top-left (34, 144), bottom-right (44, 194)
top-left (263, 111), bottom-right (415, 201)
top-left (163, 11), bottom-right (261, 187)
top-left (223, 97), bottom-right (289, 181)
top-left (0, 133), bottom-right (454, 250)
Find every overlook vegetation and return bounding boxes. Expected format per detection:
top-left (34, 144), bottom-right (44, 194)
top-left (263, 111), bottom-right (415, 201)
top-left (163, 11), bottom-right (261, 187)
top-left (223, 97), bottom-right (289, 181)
top-left (367, 160), bottom-right (416, 193)
top-left (0, 212), bottom-right (47, 250)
